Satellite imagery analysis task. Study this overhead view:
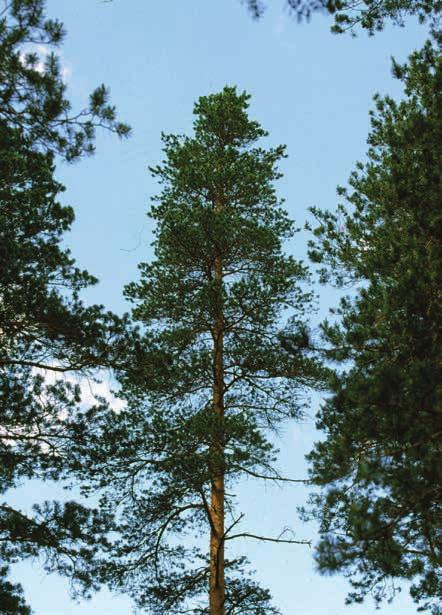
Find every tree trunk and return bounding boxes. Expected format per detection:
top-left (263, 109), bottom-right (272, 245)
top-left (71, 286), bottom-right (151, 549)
top-left (209, 196), bottom-right (225, 615)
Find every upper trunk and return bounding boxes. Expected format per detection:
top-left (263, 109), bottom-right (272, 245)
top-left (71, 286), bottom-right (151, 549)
top-left (209, 195), bottom-right (225, 615)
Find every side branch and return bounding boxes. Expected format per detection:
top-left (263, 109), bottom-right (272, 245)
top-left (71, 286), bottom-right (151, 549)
top-left (235, 466), bottom-right (310, 484)
top-left (225, 532), bottom-right (311, 546)
top-left (0, 358), bottom-right (94, 373)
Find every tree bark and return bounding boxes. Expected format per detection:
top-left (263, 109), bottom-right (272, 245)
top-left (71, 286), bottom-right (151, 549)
top-left (209, 196), bottom-right (225, 615)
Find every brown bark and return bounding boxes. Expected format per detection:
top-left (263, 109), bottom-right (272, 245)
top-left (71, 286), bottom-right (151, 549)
top-left (209, 196), bottom-right (225, 615)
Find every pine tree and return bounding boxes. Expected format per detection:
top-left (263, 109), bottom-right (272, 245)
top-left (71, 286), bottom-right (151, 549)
top-left (305, 39), bottom-right (442, 614)
top-left (80, 87), bottom-right (324, 614)
top-left (0, 2), bottom-right (131, 608)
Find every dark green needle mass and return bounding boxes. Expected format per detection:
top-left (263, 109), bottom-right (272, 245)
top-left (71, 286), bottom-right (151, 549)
top-left (0, 122), bottom-right (130, 614)
top-left (305, 39), bottom-right (442, 614)
top-left (0, 1), bottom-right (130, 610)
top-left (0, 0), bottom-right (130, 160)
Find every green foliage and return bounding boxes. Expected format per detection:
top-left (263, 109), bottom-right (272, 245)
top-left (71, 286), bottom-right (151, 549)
top-left (0, 3), bottom-right (132, 609)
top-left (79, 86), bottom-right (324, 613)
top-left (244, 0), bottom-right (441, 35)
top-left (305, 39), bottom-right (442, 613)
top-left (0, 122), bottom-right (129, 610)
top-left (0, 566), bottom-right (31, 615)
top-left (0, 0), bottom-right (130, 160)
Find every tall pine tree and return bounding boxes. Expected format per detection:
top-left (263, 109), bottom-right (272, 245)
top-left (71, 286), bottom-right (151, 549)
top-left (80, 87), bottom-right (324, 614)
top-left (305, 39), bottom-right (442, 614)
top-left (0, 1), bottom-right (130, 609)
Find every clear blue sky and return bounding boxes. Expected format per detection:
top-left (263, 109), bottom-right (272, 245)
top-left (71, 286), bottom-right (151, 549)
top-left (10, 0), bottom-right (429, 613)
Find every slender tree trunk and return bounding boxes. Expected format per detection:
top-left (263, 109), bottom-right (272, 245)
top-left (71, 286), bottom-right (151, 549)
top-left (209, 196), bottom-right (225, 615)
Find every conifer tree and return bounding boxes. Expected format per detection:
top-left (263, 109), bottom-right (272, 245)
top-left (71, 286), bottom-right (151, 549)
top-left (82, 87), bottom-right (324, 614)
top-left (305, 39), bottom-right (442, 614)
top-left (0, 2), bottom-right (130, 608)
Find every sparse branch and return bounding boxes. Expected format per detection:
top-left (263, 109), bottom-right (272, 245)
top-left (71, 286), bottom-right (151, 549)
top-left (234, 466), bottom-right (310, 484)
top-left (225, 532), bottom-right (311, 546)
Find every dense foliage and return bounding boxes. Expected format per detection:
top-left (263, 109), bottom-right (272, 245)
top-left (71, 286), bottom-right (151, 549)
top-left (0, 0), bottom-right (129, 160)
top-left (0, 1), bottom-right (131, 610)
top-left (305, 39), bottom-right (442, 614)
top-left (244, 0), bottom-right (441, 35)
top-left (0, 121), bottom-right (130, 614)
top-left (78, 87), bottom-right (324, 614)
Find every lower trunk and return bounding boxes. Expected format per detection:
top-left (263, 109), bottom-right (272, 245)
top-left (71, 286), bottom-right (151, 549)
top-left (209, 472), bottom-right (225, 615)
top-left (209, 336), bottom-right (225, 614)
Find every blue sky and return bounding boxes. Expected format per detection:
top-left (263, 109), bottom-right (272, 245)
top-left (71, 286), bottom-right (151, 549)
top-left (10, 0), bottom-right (429, 613)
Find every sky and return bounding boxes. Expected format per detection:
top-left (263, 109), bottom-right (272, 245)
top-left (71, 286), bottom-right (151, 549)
top-left (9, 0), bottom-right (430, 613)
